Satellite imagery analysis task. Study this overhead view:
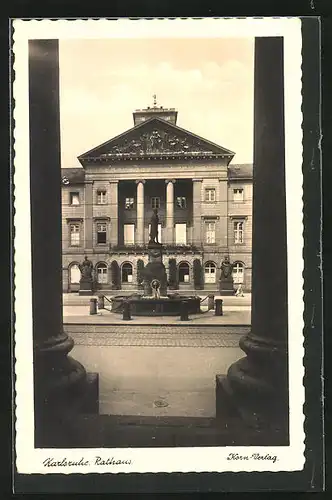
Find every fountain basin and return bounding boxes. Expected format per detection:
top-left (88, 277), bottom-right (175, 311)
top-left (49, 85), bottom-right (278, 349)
top-left (111, 294), bottom-right (201, 316)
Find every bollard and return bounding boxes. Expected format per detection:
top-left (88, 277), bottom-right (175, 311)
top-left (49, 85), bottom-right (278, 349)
top-left (215, 298), bottom-right (223, 316)
top-left (208, 294), bottom-right (215, 311)
top-left (180, 300), bottom-right (189, 321)
top-left (122, 300), bottom-right (131, 321)
top-left (97, 294), bottom-right (105, 309)
top-left (89, 298), bottom-right (97, 315)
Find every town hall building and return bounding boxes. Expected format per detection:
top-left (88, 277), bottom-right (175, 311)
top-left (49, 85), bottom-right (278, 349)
top-left (61, 101), bottom-right (253, 293)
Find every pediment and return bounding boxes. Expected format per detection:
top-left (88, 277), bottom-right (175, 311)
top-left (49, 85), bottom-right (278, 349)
top-left (78, 118), bottom-right (234, 163)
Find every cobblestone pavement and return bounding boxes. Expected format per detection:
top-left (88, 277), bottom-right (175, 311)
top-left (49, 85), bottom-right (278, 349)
top-left (63, 306), bottom-right (251, 325)
top-left (65, 324), bottom-right (249, 347)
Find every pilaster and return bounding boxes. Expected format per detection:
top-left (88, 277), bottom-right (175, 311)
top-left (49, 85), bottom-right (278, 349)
top-left (84, 181), bottom-right (93, 251)
top-left (109, 180), bottom-right (119, 247)
top-left (218, 176), bottom-right (228, 249)
top-left (192, 178), bottom-right (202, 246)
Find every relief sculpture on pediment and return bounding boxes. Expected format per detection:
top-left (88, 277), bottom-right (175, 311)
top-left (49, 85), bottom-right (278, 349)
top-left (104, 128), bottom-right (214, 156)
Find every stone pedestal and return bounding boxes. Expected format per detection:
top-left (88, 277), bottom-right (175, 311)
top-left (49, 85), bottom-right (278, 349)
top-left (218, 277), bottom-right (235, 296)
top-left (215, 37), bottom-right (289, 442)
top-left (79, 278), bottom-right (93, 296)
top-left (142, 243), bottom-right (168, 296)
top-left (29, 39), bottom-right (98, 447)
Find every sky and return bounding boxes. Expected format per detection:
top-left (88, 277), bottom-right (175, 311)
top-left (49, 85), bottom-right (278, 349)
top-left (59, 38), bottom-right (254, 168)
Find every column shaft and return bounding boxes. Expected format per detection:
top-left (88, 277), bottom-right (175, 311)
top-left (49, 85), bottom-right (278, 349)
top-left (165, 179), bottom-right (175, 244)
top-left (29, 39), bottom-right (96, 447)
top-left (216, 37), bottom-right (289, 439)
top-left (109, 181), bottom-right (118, 247)
top-left (136, 180), bottom-right (145, 245)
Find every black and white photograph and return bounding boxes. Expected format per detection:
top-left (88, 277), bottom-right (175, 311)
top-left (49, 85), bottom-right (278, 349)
top-left (12, 18), bottom-right (313, 479)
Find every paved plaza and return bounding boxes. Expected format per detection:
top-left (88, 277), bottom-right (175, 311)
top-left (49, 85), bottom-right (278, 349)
top-left (63, 293), bottom-right (251, 326)
top-left (72, 342), bottom-right (244, 419)
top-left (65, 294), bottom-right (250, 419)
top-left (66, 324), bottom-right (249, 347)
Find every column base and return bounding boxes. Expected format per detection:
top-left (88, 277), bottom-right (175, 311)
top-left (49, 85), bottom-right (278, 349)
top-left (34, 332), bottom-right (99, 447)
top-left (215, 332), bottom-right (289, 444)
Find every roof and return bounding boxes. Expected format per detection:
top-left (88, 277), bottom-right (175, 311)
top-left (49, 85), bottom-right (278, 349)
top-left (228, 164), bottom-right (253, 179)
top-left (61, 168), bottom-right (85, 184)
top-left (78, 117), bottom-right (235, 164)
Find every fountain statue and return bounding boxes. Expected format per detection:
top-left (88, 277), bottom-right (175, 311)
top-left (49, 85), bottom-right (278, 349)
top-left (111, 210), bottom-right (201, 316)
top-left (218, 255), bottom-right (235, 295)
top-left (78, 255), bottom-right (94, 295)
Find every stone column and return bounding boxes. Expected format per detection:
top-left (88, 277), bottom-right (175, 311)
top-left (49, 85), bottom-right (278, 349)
top-left (165, 179), bottom-right (175, 244)
top-left (192, 178), bottom-right (202, 246)
top-left (29, 40), bottom-right (98, 447)
top-left (136, 180), bottom-right (145, 245)
top-left (216, 37), bottom-right (289, 441)
top-left (218, 176), bottom-right (228, 250)
top-left (84, 181), bottom-right (93, 251)
top-left (109, 180), bottom-right (118, 247)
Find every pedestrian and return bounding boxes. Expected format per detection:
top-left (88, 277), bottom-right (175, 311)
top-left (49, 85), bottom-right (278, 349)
top-left (235, 283), bottom-right (244, 297)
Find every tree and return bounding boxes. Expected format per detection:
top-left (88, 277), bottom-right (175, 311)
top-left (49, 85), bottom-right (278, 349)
top-left (168, 258), bottom-right (178, 289)
top-left (110, 260), bottom-right (120, 289)
top-left (193, 258), bottom-right (203, 289)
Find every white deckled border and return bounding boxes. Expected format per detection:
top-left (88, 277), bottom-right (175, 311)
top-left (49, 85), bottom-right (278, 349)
top-left (13, 17), bottom-right (304, 475)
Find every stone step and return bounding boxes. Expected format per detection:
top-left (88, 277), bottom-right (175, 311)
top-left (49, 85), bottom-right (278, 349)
top-left (48, 413), bottom-right (287, 448)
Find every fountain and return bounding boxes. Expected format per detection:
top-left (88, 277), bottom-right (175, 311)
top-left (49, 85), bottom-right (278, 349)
top-left (111, 209), bottom-right (201, 316)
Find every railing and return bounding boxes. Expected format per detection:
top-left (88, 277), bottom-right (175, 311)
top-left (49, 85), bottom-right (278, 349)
top-left (199, 295), bottom-right (209, 303)
top-left (110, 243), bottom-right (203, 253)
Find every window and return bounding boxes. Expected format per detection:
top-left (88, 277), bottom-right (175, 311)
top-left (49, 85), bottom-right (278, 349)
top-left (205, 221), bottom-right (216, 244)
top-left (175, 223), bottom-right (187, 245)
top-left (176, 196), bottom-right (186, 209)
top-left (97, 190), bottom-right (107, 205)
top-left (233, 188), bottom-right (244, 202)
top-left (151, 197), bottom-right (160, 210)
top-left (149, 224), bottom-right (162, 243)
top-left (233, 262), bottom-right (244, 284)
top-left (70, 192), bottom-right (80, 205)
top-left (70, 264), bottom-right (80, 284)
top-left (96, 263), bottom-right (108, 284)
top-left (125, 197), bottom-right (134, 210)
top-left (97, 223), bottom-right (107, 244)
top-left (124, 224), bottom-right (135, 245)
top-left (205, 262), bottom-right (216, 283)
top-left (234, 221), bottom-right (244, 244)
top-left (70, 223), bottom-right (80, 246)
top-left (179, 262), bottom-right (190, 283)
top-left (205, 188), bottom-right (216, 202)
top-left (122, 263), bottom-right (133, 283)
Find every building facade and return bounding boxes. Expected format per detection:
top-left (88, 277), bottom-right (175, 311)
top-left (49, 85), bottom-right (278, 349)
top-left (61, 104), bottom-right (253, 293)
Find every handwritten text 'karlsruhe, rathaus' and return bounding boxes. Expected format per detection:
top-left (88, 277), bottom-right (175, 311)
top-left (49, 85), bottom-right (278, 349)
top-left (43, 457), bottom-right (132, 467)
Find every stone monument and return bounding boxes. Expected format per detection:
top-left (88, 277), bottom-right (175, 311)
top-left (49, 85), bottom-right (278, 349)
top-left (141, 209), bottom-right (167, 296)
top-left (218, 255), bottom-right (235, 296)
top-left (79, 255), bottom-right (94, 295)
